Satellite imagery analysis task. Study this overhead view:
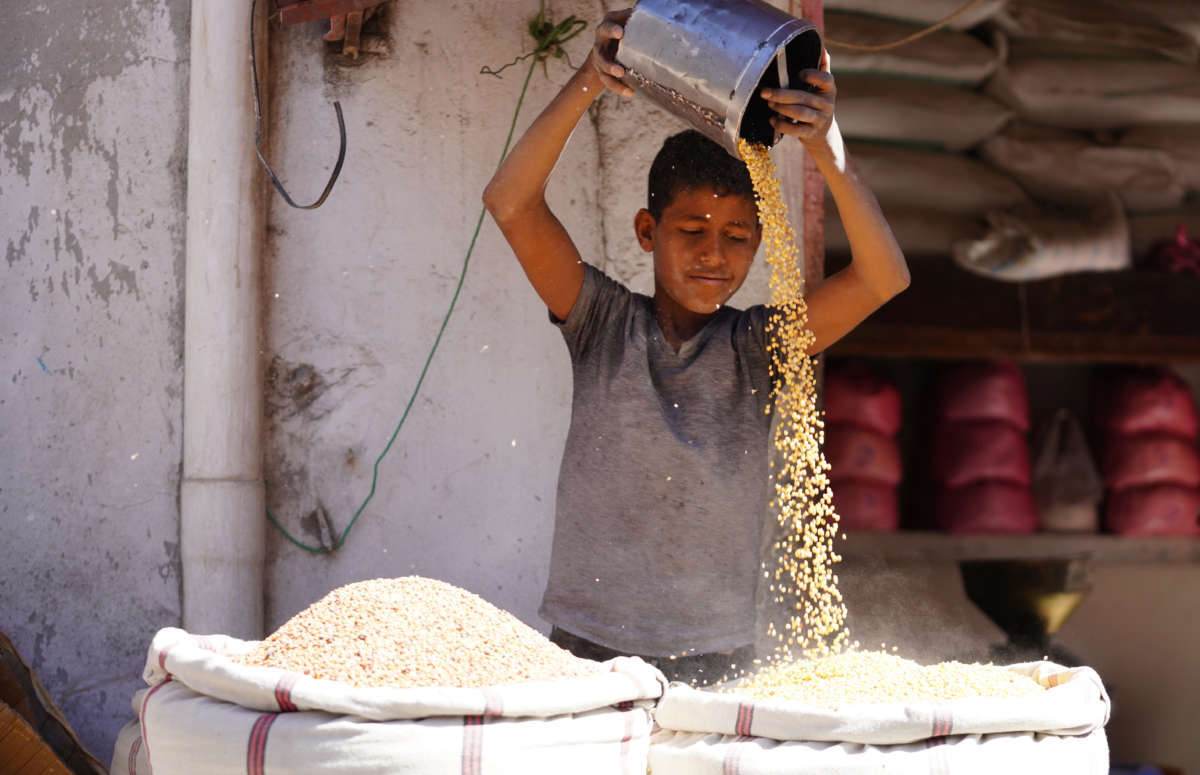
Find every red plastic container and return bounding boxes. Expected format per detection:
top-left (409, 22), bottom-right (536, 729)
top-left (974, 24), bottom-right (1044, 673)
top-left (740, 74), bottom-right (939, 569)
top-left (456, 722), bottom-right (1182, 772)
top-left (1094, 367), bottom-right (1199, 440)
top-left (831, 480), bottom-right (900, 532)
top-left (1105, 484), bottom-right (1200, 535)
top-left (1101, 434), bottom-right (1200, 489)
top-left (824, 362), bottom-right (902, 436)
top-left (931, 420), bottom-right (1031, 487)
top-left (826, 424), bottom-right (903, 486)
top-left (935, 480), bottom-right (1038, 534)
top-left (936, 361), bottom-right (1030, 432)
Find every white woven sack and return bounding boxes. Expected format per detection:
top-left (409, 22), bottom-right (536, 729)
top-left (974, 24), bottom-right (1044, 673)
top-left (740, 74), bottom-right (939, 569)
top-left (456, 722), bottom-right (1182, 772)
top-left (648, 661), bottom-right (1110, 774)
top-left (980, 127), bottom-right (1186, 212)
top-left (822, 0), bottom-right (1006, 30)
top-left (848, 142), bottom-right (1030, 216)
top-left (836, 74), bottom-right (1013, 150)
top-left (994, 0), bottom-right (1200, 63)
top-left (986, 46), bottom-right (1200, 129)
top-left (952, 193), bottom-right (1130, 282)
top-left (825, 203), bottom-right (985, 257)
top-left (1121, 125), bottom-right (1200, 193)
top-left (825, 12), bottom-right (1003, 85)
top-left (111, 627), bottom-right (665, 775)
top-left (649, 727), bottom-right (1109, 774)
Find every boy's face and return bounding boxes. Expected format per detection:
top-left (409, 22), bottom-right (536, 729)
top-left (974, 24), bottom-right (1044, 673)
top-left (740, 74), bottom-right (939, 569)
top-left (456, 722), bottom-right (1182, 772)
top-left (637, 185), bottom-right (762, 317)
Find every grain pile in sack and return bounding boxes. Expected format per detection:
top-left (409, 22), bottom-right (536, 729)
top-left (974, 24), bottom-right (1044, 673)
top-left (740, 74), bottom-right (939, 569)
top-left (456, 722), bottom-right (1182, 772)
top-left (1093, 368), bottom-right (1200, 535)
top-left (823, 362), bottom-right (904, 531)
top-left (824, 12), bottom-right (1003, 85)
top-left (648, 654), bottom-right (1110, 774)
top-left (930, 361), bottom-right (1037, 534)
top-left (822, 0), bottom-right (1005, 30)
top-left (109, 577), bottom-right (666, 775)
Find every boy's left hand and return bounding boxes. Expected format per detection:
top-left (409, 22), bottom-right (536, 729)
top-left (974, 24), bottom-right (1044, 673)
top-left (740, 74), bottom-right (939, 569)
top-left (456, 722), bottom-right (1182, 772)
top-left (761, 48), bottom-right (836, 150)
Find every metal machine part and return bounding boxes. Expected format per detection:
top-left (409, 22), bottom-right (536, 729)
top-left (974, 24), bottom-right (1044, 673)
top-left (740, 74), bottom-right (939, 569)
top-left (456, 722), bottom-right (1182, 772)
top-left (959, 555), bottom-right (1092, 665)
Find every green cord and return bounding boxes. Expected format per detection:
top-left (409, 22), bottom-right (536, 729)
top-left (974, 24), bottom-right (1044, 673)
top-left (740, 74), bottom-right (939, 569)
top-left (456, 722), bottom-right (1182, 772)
top-left (267, 17), bottom-right (583, 554)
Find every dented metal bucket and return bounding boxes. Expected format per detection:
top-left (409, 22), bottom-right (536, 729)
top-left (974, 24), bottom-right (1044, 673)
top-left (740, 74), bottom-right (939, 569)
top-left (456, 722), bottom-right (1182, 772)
top-left (616, 0), bottom-right (822, 158)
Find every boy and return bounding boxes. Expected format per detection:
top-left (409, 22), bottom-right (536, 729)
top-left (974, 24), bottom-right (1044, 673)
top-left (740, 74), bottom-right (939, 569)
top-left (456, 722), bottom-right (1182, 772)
top-left (482, 10), bottom-right (909, 681)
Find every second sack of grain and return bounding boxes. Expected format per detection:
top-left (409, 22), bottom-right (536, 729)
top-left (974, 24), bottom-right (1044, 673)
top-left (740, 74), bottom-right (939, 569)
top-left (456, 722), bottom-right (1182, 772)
top-left (110, 577), bottom-right (666, 775)
top-left (648, 655), bottom-right (1111, 774)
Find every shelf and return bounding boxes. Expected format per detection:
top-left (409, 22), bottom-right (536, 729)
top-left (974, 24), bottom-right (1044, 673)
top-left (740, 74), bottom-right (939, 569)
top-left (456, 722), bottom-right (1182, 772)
top-left (826, 256), bottom-right (1200, 364)
top-left (838, 531), bottom-right (1200, 566)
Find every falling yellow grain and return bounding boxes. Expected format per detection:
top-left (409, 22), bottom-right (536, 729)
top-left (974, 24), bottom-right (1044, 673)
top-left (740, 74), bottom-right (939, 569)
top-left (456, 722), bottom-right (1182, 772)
top-left (738, 138), bottom-right (848, 659)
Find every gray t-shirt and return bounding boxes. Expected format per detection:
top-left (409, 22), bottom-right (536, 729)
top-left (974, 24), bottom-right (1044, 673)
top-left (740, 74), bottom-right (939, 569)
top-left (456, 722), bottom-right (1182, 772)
top-left (539, 263), bottom-right (776, 656)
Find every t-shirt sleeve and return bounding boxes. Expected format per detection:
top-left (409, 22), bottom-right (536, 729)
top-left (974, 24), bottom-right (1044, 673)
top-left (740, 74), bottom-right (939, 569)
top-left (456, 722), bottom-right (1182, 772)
top-left (550, 263), bottom-right (633, 360)
top-left (741, 303), bottom-right (776, 360)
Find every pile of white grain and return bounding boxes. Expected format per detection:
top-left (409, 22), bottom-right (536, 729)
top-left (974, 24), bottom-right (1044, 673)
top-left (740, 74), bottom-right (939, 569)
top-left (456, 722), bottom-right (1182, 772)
top-left (239, 576), bottom-right (598, 689)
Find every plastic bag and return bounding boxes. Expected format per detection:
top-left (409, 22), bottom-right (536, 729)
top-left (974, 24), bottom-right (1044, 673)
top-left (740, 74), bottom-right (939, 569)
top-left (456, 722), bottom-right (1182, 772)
top-left (1032, 409), bottom-right (1103, 533)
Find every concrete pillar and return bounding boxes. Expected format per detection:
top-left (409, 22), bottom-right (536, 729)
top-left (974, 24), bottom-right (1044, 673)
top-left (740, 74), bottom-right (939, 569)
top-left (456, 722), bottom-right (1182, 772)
top-left (180, 0), bottom-right (267, 638)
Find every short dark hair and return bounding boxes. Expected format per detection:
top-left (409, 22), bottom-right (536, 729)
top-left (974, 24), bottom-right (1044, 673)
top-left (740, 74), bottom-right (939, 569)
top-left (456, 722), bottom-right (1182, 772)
top-left (646, 130), bottom-right (757, 221)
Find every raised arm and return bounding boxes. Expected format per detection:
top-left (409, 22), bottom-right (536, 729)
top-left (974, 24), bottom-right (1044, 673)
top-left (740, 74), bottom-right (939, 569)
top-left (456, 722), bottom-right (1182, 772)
top-left (482, 11), bottom-right (633, 322)
top-left (763, 50), bottom-right (910, 355)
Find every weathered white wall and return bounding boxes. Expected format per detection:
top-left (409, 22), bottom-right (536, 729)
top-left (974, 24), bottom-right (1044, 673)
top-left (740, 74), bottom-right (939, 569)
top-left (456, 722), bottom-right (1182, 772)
top-left (0, 0), bottom-right (189, 758)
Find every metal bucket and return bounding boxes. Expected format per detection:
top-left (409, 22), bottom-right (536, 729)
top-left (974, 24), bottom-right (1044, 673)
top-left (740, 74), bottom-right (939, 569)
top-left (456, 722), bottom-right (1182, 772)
top-left (615, 0), bottom-right (822, 158)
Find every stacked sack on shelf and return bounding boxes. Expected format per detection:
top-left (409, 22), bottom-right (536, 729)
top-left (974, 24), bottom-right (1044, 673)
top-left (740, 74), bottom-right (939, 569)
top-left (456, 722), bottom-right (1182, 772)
top-left (931, 361), bottom-right (1037, 533)
top-left (823, 0), bottom-right (1200, 278)
top-left (972, 0), bottom-right (1200, 276)
top-left (1094, 367), bottom-right (1200, 535)
top-left (824, 362), bottom-right (903, 531)
top-left (821, 0), bottom-right (1017, 257)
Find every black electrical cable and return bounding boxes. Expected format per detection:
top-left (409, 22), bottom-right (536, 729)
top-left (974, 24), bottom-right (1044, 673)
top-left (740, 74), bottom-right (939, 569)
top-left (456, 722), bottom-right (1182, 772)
top-left (249, 0), bottom-right (347, 210)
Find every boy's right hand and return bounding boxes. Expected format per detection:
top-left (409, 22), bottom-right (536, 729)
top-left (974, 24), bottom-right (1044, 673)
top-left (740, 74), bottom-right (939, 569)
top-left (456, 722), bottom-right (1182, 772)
top-left (589, 9), bottom-right (635, 98)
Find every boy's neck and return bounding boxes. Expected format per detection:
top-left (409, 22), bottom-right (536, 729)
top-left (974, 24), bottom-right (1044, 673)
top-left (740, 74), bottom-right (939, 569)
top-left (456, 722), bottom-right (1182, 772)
top-left (653, 292), bottom-right (716, 352)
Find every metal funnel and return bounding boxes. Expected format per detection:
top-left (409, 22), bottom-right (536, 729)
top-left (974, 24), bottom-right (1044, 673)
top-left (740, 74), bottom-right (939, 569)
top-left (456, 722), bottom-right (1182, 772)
top-left (959, 555), bottom-right (1092, 655)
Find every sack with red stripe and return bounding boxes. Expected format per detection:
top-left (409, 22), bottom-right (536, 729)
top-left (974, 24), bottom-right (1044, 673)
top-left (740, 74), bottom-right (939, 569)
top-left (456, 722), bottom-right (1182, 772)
top-left (825, 425), bottom-right (903, 486)
top-left (824, 362), bottom-right (902, 436)
top-left (935, 361), bottom-right (1031, 432)
top-left (1104, 484), bottom-right (1200, 536)
top-left (935, 480), bottom-right (1038, 534)
top-left (1100, 433), bottom-right (1200, 489)
top-left (830, 480), bottom-right (900, 532)
top-left (931, 420), bottom-right (1032, 487)
top-left (1093, 367), bottom-right (1199, 439)
top-left (108, 628), bottom-right (665, 775)
top-left (647, 662), bottom-right (1110, 774)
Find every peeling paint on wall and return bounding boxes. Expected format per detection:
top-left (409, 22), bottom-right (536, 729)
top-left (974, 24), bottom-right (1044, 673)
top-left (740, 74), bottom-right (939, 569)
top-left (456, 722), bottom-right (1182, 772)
top-left (0, 0), bottom-right (190, 760)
